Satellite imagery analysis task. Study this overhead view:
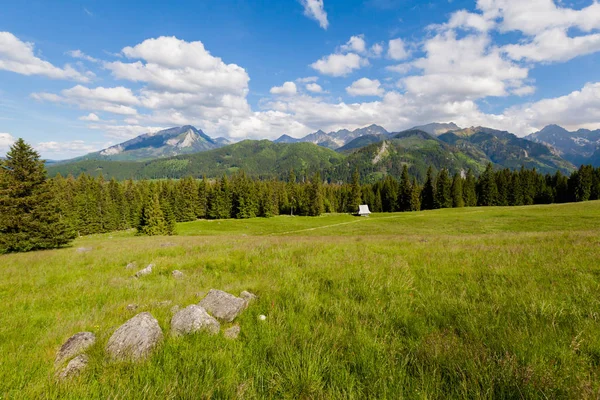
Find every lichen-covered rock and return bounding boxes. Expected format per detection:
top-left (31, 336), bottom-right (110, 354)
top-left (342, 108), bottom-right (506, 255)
top-left (56, 354), bottom-right (89, 380)
top-left (172, 270), bottom-right (184, 279)
top-left (125, 262), bottom-right (137, 270)
top-left (55, 332), bottom-right (96, 366)
top-left (126, 304), bottom-right (139, 311)
top-left (198, 289), bottom-right (246, 322)
top-left (224, 325), bottom-right (241, 340)
top-left (135, 264), bottom-right (154, 278)
top-left (240, 291), bottom-right (258, 307)
top-left (106, 312), bottom-right (163, 361)
top-left (171, 305), bottom-right (220, 336)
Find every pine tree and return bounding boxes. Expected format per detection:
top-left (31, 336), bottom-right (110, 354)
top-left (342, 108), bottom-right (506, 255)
top-left (349, 168), bottom-right (362, 213)
top-left (137, 194), bottom-right (169, 236)
top-left (308, 172), bottom-right (324, 216)
top-left (410, 178), bottom-right (421, 211)
top-left (451, 173), bottom-right (464, 208)
top-left (398, 165), bottom-right (413, 212)
top-left (434, 168), bottom-right (452, 209)
top-left (0, 139), bottom-right (75, 253)
top-left (420, 167), bottom-right (435, 210)
top-left (463, 169), bottom-right (477, 207)
top-left (477, 163), bottom-right (498, 206)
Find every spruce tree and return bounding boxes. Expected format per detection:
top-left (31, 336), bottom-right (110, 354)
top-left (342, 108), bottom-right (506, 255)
top-left (410, 178), bottom-right (421, 211)
top-left (137, 194), bottom-right (169, 236)
top-left (420, 167), bottom-right (435, 210)
top-left (398, 165), bottom-right (413, 212)
top-left (451, 173), bottom-right (464, 208)
top-left (463, 169), bottom-right (477, 207)
top-left (0, 139), bottom-right (75, 253)
top-left (349, 168), bottom-right (362, 213)
top-left (308, 172), bottom-right (324, 216)
top-left (434, 168), bottom-right (452, 209)
top-left (477, 163), bottom-right (498, 206)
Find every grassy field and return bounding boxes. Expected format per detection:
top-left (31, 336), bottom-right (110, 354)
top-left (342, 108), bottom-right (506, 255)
top-left (1, 202), bottom-right (600, 398)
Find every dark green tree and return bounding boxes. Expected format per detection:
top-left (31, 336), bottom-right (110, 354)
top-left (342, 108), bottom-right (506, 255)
top-left (0, 139), bottom-right (75, 253)
top-left (137, 193), bottom-right (169, 236)
top-left (398, 165), bottom-right (413, 212)
top-left (477, 163), bottom-right (498, 206)
top-left (463, 169), bottom-right (477, 207)
top-left (349, 168), bottom-right (362, 213)
top-left (451, 173), bottom-right (464, 208)
top-left (434, 168), bottom-right (452, 209)
top-left (308, 172), bottom-right (324, 216)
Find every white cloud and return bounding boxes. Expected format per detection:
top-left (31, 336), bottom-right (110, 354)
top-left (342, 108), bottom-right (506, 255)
top-left (0, 133), bottom-right (15, 153)
top-left (66, 50), bottom-right (98, 63)
top-left (310, 53), bottom-right (368, 77)
top-left (444, 10), bottom-right (495, 32)
top-left (346, 78), bottom-right (385, 97)
top-left (386, 63), bottom-right (413, 74)
top-left (0, 32), bottom-right (91, 82)
top-left (79, 113), bottom-right (100, 121)
top-left (341, 35), bottom-right (367, 54)
top-left (36, 140), bottom-right (99, 154)
top-left (306, 83), bottom-right (324, 93)
top-left (270, 81), bottom-right (298, 96)
top-left (297, 76), bottom-right (319, 83)
top-left (87, 124), bottom-right (164, 140)
top-left (370, 43), bottom-right (384, 58)
top-left (387, 38), bottom-right (409, 60)
top-left (301, 0), bottom-right (329, 30)
top-left (503, 28), bottom-right (600, 63)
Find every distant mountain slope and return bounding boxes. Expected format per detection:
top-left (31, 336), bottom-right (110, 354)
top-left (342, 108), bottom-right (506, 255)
top-left (440, 127), bottom-right (574, 173)
top-left (47, 140), bottom-right (344, 180)
top-left (525, 124), bottom-right (600, 165)
top-left (337, 134), bottom-right (388, 153)
top-left (61, 125), bottom-right (227, 163)
top-left (409, 122), bottom-right (461, 136)
top-left (275, 124), bottom-right (390, 150)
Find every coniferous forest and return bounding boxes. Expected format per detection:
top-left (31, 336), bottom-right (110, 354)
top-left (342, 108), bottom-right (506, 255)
top-left (2, 138), bottom-right (600, 252)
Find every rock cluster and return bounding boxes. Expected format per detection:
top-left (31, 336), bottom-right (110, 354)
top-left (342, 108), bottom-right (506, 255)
top-left (54, 332), bottom-right (96, 380)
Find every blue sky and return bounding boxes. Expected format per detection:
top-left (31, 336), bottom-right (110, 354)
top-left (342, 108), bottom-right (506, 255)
top-left (1, 0), bottom-right (600, 159)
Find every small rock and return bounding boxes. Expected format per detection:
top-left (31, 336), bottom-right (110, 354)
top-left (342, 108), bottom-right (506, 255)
top-left (156, 300), bottom-right (172, 307)
top-left (56, 354), bottom-right (89, 380)
top-left (125, 262), bottom-right (137, 270)
top-left (171, 305), bottom-right (220, 336)
top-left (76, 247), bottom-right (92, 253)
top-left (240, 291), bottom-right (258, 307)
top-left (160, 242), bottom-right (175, 248)
top-left (55, 332), bottom-right (96, 366)
top-left (170, 305), bottom-right (181, 315)
top-left (172, 270), bottom-right (184, 279)
top-left (224, 325), bottom-right (241, 339)
top-left (258, 315), bottom-right (267, 321)
top-left (126, 304), bottom-right (138, 311)
top-left (135, 264), bottom-right (154, 278)
top-left (106, 312), bottom-right (163, 361)
top-left (198, 289), bottom-right (247, 322)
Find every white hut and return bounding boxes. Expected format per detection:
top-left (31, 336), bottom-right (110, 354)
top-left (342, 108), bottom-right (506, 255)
top-left (358, 205), bottom-right (371, 217)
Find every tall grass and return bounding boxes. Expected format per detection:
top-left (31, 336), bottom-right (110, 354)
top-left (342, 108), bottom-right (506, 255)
top-left (1, 202), bottom-right (600, 398)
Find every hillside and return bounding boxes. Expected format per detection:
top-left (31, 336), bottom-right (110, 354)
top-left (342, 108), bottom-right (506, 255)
top-left (48, 140), bottom-right (344, 180)
top-left (275, 124), bottom-right (390, 150)
top-left (439, 127), bottom-right (575, 173)
top-left (525, 124), bottom-right (600, 166)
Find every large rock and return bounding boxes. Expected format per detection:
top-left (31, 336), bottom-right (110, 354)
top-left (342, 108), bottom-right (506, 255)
top-left (171, 305), bottom-right (220, 336)
top-left (198, 289), bottom-right (246, 322)
top-left (55, 332), bottom-right (96, 366)
top-left (56, 354), bottom-right (89, 380)
top-left (106, 312), bottom-right (163, 361)
top-left (135, 264), bottom-right (154, 278)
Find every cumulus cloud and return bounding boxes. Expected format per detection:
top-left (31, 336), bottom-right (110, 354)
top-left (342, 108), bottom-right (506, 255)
top-left (0, 132), bottom-right (15, 153)
top-left (370, 43), bottom-right (384, 58)
top-left (341, 35), bottom-right (367, 54)
top-left (310, 53), bottom-right (368, 77)
top-left (387, 38), bottom-right (409, 60)
top-left (36, 140), bottom-right (99, 154)
top-left (305, 83), bottom-right (324, 93)
top-left (346, 78), bottom-right (385, 97)
top-left (297, 76), bottom-right (319, 83)
top-left (301, 0), bottom-right (329, 30)
top-left (0, 32), bottom-right (91, 82)
top-left (270, 81), bottom-right (298, 96)
top-left (79, 112), bottom-right (100, 121)
top-left (66, 50), bottom-right (98, 63)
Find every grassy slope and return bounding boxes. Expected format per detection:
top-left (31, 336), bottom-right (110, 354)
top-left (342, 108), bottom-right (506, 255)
top-left (2, 202), bottom-right (600, 398)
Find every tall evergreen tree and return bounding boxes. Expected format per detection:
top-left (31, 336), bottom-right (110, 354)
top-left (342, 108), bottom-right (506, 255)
top-left (477, 163), bottom-right (498, 206)
top-left (308, 172), bottom-right (324, 216)
top-left (0, 139), bottom-right (75, 253)
top-left (451, 173), bottom-right (464, 208)
top-left (434, 168), bottom-right (452, 209)
top-left (420, 167), bottom-right (435, 210)
top-left (410, 178), bottom-right (421, 211)
top-left (137, 193), bottom-right (169, 236)
top-left (349, 168), bottom-right (362, 213)
top-left (398, 165), bottom-right (413, 212)
top-left (463, 169), bottom-right (477, 207)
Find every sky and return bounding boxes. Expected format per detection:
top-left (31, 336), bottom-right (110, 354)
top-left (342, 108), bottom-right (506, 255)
top-left (1, 0), bottom-right (600, 159)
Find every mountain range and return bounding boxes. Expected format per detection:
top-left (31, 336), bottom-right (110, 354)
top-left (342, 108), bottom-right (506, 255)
top-left (47, 122), bottom-right (584, 181)
top-left (525, 124), bottom-right (600, 166)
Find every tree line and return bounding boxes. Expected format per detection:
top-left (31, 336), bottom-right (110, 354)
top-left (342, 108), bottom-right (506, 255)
top-left (2, 138), bottom-right (600, 253)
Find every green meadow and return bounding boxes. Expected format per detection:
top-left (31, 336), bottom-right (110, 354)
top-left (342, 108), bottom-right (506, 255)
top-left (2, 202), bottom-right (600, 398)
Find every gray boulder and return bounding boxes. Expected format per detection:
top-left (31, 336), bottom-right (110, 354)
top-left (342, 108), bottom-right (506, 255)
top-left (224, 325), bottom-right (241, 340)
top-left (240, 291), bottom-right (258, 307)
top-left (171, 305), bottom-right (220, 336)
top-left (135, 264), bottom-right (154, 278)
top-left (125, 262), bottom-right (137, 270)
top-left (172, 270), bottom-right (184, 279)
top-left (106, 312), bottom-right (163, 361)
top-left (198, 289), bottom-right (246, 322)
top-left (55, 332), bottom-right (96, 366)
top-left (56, 354), bottom-right (89, 380)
